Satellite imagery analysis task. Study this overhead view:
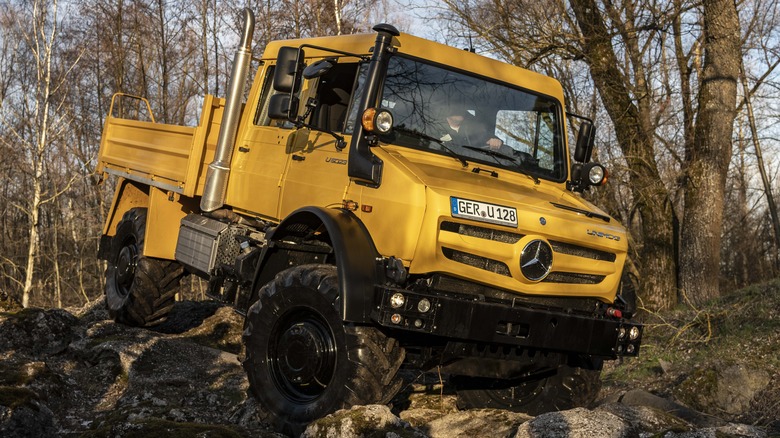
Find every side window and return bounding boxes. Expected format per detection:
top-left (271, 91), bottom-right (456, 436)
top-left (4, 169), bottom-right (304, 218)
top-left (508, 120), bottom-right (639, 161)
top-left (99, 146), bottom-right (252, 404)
top-left (343, 63), bottom-right (369, 135)
top-left (253, 65), bottom-right (296, 129)
top-left (253, 66), bottom-right (276, 126)
top-left (308, 62), bottom-right (360, 133)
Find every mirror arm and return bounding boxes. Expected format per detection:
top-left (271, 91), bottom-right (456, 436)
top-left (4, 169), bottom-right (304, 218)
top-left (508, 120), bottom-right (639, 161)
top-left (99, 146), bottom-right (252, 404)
top-left (295, 97), bottom-right (317, 126)
top-left (293, 97), bottom-right (347, 150)
top-left (298, 44), bottom-right (369, 61)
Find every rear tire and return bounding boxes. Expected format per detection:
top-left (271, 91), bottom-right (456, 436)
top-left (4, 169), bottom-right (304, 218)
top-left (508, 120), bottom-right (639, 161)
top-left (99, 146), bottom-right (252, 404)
top-left (105, 208), bottom-right (183, 327)
top-left (242, 264), bottom-right (404, 436)
top-left (455, 365), bottom-right (601, 415)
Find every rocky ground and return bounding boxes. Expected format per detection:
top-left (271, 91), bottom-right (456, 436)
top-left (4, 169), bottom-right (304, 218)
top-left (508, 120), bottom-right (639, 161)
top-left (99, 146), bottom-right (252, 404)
top-left (0, 281), bottom-right (778, 438)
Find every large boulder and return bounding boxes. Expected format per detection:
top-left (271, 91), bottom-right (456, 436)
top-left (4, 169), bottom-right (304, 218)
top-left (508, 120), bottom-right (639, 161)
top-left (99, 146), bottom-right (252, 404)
top-left (513, 408), bottom-right (630, 438)
top-left (675, 364), bottom-right (771, 417)
top-left (0, 308), bottom-right (77, 356)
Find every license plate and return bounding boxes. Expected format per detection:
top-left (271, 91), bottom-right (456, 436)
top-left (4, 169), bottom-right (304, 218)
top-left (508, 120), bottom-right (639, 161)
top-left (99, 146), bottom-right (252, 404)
top-left (450, 197), bottom-right (518, 228)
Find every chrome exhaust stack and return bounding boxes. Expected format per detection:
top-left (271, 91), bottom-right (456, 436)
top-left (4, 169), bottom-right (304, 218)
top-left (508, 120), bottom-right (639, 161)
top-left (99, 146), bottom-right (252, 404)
top-left (201, 8), bottom-right (255, 212)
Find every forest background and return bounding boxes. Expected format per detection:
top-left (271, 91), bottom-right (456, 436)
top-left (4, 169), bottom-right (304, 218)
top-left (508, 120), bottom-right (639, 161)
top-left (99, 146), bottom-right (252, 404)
top-left (1, 0), bottom-right (779, 313)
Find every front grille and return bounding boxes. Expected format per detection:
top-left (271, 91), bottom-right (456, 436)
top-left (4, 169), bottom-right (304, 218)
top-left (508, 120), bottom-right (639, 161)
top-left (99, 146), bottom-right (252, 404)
top-left (543, 272), bottom-right (605, 285)
top-left (441, 221), bottom-right (523, 244)
top-left (442, 247), bottom-right (511, 276)
top-left (439, 221), bottom-right (615, 283)
top-left (550, 240), bottom-right (616, 262)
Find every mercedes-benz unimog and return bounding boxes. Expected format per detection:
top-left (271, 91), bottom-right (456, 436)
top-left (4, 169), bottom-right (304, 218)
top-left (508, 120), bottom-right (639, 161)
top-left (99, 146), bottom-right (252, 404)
top-left (96, 8), bottom-right (642, 435)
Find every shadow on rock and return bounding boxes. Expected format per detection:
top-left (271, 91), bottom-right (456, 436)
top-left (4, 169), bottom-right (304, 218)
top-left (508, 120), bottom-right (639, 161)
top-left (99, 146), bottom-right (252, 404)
top-left (149, 300), bottom-right (222, 334)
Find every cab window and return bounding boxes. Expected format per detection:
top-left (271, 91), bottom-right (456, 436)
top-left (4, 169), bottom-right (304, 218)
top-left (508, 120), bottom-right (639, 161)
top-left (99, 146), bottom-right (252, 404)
top-left (308, 62), bottom-right (360, 133)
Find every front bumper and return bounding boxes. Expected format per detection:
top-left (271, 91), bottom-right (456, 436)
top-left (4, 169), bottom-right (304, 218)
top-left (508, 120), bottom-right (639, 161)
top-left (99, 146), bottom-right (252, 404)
top-left (375, 287), bottom-right (642, 359)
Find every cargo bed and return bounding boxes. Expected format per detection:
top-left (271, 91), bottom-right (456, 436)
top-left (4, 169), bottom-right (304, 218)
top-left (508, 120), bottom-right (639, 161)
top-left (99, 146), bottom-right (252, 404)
top-left (96, 93), bottom-right (225, 197)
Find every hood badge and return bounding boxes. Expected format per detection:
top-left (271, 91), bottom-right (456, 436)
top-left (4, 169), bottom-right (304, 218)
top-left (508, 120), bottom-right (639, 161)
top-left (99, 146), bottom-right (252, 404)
top-left (587, 229), bottom-right (620, 241)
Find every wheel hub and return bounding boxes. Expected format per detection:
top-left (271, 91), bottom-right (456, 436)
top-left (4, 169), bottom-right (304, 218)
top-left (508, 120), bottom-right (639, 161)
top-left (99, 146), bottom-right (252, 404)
top-left (271, 311), bottom-right (336, 402)
top-left (115, 245), bottom-right (137, 292)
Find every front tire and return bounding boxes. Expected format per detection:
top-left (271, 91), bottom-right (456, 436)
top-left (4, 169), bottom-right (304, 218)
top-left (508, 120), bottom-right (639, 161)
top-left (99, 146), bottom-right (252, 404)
top-left (104, 208), bottom-right (183, 327)
top-left (455, 365), bottom-right (601, 415)
top-left (242, 264), bottom-right (404, 436)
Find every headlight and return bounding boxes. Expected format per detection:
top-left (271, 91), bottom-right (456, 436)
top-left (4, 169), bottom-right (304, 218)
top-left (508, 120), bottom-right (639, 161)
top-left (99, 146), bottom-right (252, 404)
top-left (417, 298), bottom-right (431, 313)
top-left (390, 293), bottom-right (405, 309)
top-left (629, 326), bottom-right (640, 340)
top-left (588, 164), bottom-right (606, 185)
top-left (362, 108), bottom-right (393, 134)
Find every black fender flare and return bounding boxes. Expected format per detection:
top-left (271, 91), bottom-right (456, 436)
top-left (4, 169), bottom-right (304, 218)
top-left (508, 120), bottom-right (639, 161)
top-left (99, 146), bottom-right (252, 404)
top-left (265, 206), bottom-right (379, 323)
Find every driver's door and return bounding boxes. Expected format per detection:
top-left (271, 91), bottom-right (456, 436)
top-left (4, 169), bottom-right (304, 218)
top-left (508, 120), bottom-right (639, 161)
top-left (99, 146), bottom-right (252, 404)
top-left (278, 62), bottom-right (360, 217)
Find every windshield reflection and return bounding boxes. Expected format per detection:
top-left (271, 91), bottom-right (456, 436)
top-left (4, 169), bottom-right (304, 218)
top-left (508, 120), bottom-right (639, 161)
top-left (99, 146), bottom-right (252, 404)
top-left (379, 56), bottom-right (565, 181)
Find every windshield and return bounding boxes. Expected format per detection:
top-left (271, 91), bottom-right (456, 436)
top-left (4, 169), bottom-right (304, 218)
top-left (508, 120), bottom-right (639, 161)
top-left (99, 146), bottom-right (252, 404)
top-left (378, 56), bottom-right (566, 181)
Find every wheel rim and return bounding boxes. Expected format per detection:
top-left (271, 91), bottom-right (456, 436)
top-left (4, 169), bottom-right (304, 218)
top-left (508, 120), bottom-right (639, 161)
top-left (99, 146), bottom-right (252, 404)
top-left (114, 238), bottom-right (138, 298)
top-left (269, 308), bottom-right (337, 403)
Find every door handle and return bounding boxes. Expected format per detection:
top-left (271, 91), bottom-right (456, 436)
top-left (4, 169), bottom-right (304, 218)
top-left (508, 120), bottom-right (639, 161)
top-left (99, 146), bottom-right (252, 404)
top-left (292, 155), bottom-right (306, 161)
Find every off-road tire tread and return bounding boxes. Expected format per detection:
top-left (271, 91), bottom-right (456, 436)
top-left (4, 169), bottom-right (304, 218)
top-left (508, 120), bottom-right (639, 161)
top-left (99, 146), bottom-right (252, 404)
top-left (242, 264), bottom-right (404, 436)
top-left (105, 208), bottom-right (183, 327)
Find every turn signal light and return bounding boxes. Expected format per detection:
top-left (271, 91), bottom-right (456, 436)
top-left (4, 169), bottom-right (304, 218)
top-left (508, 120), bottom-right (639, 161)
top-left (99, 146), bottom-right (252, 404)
top-left (362, 108), bottom-right (393, 134)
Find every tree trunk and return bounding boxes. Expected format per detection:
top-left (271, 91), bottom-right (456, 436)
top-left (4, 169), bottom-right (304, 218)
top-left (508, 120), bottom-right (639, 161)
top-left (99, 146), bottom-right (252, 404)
top-left (53, 215), bottom-right (62, 308)
top-left (679, 0), bottom-right (740, 307)
top-left (570, 0), bottom-right (677, 310)
top-left (23, 0), bottom-right (59, 308)
top-left (22, 180), bottom-right (42, 308)
top-left (739, 63), bottom-right (780, 269)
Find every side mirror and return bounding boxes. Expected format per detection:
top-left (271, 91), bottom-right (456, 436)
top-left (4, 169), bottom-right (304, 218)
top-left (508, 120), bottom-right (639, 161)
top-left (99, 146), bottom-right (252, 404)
top-left (273, 46), bottom-right (305, 93)
top-left (574, 120), bottom-right (595, 163)
top-left (269, 47), bottom-right (304, 121)
top-left (268, 93), bottom-right (298, 120)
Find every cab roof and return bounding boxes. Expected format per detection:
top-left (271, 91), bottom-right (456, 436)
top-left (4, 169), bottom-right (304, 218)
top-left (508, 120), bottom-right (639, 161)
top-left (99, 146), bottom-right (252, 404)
top-left (260, 30), bottom-right (565, 102)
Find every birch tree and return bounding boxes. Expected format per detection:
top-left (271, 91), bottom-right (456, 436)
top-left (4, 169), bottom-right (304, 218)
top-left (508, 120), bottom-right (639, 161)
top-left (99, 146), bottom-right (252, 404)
top-left (0, 0), bottom-right (80, 307)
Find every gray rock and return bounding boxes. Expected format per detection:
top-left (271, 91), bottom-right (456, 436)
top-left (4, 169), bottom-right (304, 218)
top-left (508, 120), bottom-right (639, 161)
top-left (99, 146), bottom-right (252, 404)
top-left (597, 402), bottom-right (691, 435)
top-left (0, 308), bottom-right (78, 356)
top-left (675, 364), bottom-right (772, 419)
top-left (302, 404), bottom-right (423, 438)
top-left (614, 388), bottom-right (725, 428)
top-left (654, 422), bottom-right (767, 438)
top-left (0, 387), bottom-right (58, 438)
top-left (422, 409), bottom-right (531, 438)
top-left (513, 408), bottom-right (631, 438)
top-left (715, 365), bottom-right (771, 416)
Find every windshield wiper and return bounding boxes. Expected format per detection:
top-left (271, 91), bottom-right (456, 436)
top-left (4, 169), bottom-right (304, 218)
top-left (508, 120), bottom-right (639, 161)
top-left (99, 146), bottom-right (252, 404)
top-left (462, 145), bottom-right (540, 184)
top-left (394, 126), bottom-right (469, 168)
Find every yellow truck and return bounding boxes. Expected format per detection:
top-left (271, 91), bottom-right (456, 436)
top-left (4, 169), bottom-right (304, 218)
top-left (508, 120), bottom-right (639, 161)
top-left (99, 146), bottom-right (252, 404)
top-left (96, 9), bottom-right (642, 435)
